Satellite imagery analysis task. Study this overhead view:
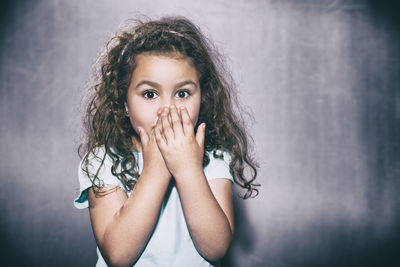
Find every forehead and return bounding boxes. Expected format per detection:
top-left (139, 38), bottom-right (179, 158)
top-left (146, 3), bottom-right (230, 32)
top-left (132, 53), bottom-right (199, 82)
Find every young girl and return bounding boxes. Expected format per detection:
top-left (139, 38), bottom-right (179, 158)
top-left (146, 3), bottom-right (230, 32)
top-left (74, 16), bottom-right (259, 267)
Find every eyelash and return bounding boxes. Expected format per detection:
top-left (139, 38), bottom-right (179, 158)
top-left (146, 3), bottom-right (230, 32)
top-left (176, 90), bottom-right (191, 98)
top-left (143, 90), bottom-right (158, 99)
top-left (142, 89), bottom-right (191, 99)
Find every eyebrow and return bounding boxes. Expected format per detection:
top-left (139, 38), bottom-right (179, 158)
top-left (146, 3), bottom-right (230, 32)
top-left (176, 80), bottom-right (198, 88)
top-left (135, 80), bottom-right (198, 90)
top-left (135, 80), bottom-right (160, 89)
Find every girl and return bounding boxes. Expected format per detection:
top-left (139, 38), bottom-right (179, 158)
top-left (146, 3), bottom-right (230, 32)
top-left (74, 16), bottom-right (259, 267)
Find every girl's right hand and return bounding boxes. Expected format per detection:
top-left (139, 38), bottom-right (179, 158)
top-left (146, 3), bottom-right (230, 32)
top-left (137, 125), bottom-right (171, 180)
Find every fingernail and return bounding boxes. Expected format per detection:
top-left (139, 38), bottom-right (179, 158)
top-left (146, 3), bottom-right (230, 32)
top-left (180, 106), bottom-right (185, 110)
top-left (170, 105), bottom-right (176, 109)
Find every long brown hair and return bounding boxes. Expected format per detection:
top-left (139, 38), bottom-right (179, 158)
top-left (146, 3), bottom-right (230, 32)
top-left (79, 16), bottom-right (259, 198)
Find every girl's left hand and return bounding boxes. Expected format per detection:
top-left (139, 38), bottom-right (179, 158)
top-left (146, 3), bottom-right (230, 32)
top-left (155, 105), bottom-right (206, 179)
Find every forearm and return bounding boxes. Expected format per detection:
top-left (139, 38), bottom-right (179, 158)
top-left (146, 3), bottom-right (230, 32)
top-left (174, 170), bottom-right (233, 262)
top-left (100, 171), bottom-right (171, 266)
top-left (153, 106), bottom-right (233, 261)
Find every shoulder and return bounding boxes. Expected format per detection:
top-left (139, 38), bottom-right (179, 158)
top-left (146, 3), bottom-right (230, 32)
top-left (74, 146), bottom-right (125, 209)
top-left (77, 147), bottom-right (113, 186)
top-left (81, 146), bottom-right (111, 171)
top-left (203, 150), bottom-right (233, 182)
top-left (206, 150), bottom-right (232, 165)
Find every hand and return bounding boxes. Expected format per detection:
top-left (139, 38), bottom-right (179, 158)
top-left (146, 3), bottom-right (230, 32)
top-left (137, 126), bottom-right (171, 180)
top-left (154, 105), bottom-right (206, 179)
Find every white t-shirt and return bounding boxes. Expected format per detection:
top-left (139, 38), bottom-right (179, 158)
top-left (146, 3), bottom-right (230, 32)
top-left (74, 147), bottom-right (233, 267)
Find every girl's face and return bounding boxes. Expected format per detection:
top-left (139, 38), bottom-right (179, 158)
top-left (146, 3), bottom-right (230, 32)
top-left (126, 53), bottom-right (201, 148)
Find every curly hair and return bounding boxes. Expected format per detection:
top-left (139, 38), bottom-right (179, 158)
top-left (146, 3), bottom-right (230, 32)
top-left (79, 16), bottom-right (259, 199)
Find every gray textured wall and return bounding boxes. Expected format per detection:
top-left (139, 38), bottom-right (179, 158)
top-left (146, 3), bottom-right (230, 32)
top-left (0, 0), bottom-right (399, 266)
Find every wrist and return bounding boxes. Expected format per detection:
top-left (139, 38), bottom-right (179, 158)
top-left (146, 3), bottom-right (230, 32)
top-left (173, 165), bottom-right (204, 183)
top-left (141, 165), bottom-right (171, 181)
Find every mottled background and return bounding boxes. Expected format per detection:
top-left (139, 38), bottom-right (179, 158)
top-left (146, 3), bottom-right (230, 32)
top-left (0, 0), bottom-right (399, 266)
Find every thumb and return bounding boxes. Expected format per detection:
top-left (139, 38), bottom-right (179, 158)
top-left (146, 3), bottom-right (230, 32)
top-left (137, 126), bottom-right (149, 146)
top-left (195, 123), bottom-right (206, 148)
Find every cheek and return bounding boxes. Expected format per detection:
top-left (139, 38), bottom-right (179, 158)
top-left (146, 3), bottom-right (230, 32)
top-left (186, 100), bottom-right (201, 125)
top-left (131, 114), bottom-right (157, 133)
top-left (128, 104), bottom-right (158, 133)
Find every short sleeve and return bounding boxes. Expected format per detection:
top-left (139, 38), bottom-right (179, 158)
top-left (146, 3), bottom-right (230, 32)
top-left (73, 147), bottom-right (125, 209)
top-left (203, 151), bottom-right (233, 182)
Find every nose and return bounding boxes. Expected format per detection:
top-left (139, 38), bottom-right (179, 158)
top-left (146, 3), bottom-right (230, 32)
top-left (159, 98), bottom-right (176, 111)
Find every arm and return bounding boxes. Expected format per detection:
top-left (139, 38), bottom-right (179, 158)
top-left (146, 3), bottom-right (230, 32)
top-left (174, 173), bottom-right (234, 261)
top-left (88, 129), bottom-right (171, 267)
top-left (155, 106), bottom-right (234, 262)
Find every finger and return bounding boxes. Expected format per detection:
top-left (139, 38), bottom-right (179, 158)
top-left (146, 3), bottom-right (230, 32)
top-left (154, 114), bottom-right (166, 144)
top-left (170, 105), bottom-right (183, 137)
top-left (148, 127), bottom-right (157, 144)
top-left (195, 123), bottom-right (206, 148)
top-left (161, 107), bottom-right (174, 140)
top-left (155, 123), bottom-right (167, 150)
top-left (180, 106), bottom-right (194, 136)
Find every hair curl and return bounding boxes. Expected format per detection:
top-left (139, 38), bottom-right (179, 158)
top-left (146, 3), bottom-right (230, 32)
top-left (79, 16), bottom-right (259, 199)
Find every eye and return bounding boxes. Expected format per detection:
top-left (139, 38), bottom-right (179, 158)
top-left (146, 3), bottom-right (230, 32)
top-left (176, 90), bottom-right (190, 99)
top-left (143, 90), bottom-right (157, 99)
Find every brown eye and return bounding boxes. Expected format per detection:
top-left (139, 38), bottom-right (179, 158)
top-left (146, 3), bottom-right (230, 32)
top-left (143, 91), bottom-right (156, 99)
top-left (176, 90), bottom-right (190, 98)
